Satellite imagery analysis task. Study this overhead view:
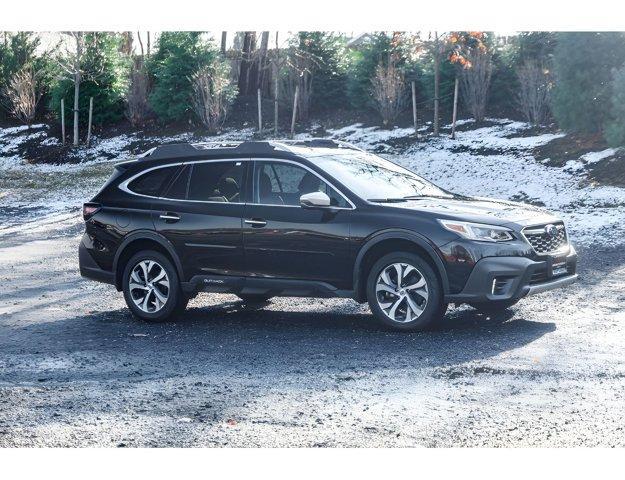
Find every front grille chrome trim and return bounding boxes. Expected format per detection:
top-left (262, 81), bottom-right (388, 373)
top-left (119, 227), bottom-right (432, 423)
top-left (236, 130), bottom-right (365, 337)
top-left (521, 222), bottom-right (569, 255)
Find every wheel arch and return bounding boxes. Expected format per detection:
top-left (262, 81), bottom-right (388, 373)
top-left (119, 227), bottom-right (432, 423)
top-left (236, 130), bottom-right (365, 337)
top-left (113, 230), bottom-right (184, 291)
top-left (353, 230), bottom-right (449, 302)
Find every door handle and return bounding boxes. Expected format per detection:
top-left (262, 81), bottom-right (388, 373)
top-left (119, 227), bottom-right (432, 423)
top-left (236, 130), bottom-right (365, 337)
top-left (244, 218), bottom-right (267, 227)
top-left (159, 212), bottom-right (180, 222)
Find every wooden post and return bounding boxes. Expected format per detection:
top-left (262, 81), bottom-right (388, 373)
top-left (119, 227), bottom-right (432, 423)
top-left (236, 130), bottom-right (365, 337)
top-left (433, 32), bottom-right (440, 136)
top-left (220, 31), bottom-right (227, 56)
top-left (87, 97), bottom-right (93, 147)
top-left (451, 77), bottom-right (459, 139)
top-left (60, 99), bottom-right (65, 146)
top-left (274, 65), bottom-right (279, 136)
top-left (290, 84), bottom-right (299, 139)
top-left (257, 88), bottom-right (262, 134)
top-left (274, 32), bottom-right (279, 136)
top-left (411, 80), bottom-right (417, 136)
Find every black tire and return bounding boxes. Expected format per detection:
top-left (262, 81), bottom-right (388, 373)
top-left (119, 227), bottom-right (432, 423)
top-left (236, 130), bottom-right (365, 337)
top-left (366, 252), bottom-right (446, 331)
top-left (236, 294), bottom-right (273, 304)
top-left (469, 299), bottom-right (519, 314)
top-left (122, 250), bottom-right (188, 322)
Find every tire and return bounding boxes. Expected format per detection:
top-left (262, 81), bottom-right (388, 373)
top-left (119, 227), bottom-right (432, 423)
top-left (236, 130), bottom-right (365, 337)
top-left (366, 252), bottom-right (446, 331)
top-left (122, 250), bottom-right (188, 322)
top-left (236, 294), bottom-right (273, 304)
top-left (469, 299), bottom-right (519, 314)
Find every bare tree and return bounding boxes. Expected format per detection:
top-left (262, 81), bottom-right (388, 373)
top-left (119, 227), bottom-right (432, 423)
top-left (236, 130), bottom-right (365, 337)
top-left (280, 44), bottom-right (320, 124)
top-left (371, 61), bottom-right (409, 127)
top-left (2, 66), bottom-right (42, 126)
top-left (127, 57), bottom-right (151, 127)
top-left (191, 61), bottom-right (238, 134)
top-left (127, 32), bottom-right (151, 127)
top-left (516, 60), bottom-right (551, 126)
top-left (459, 47), bottom-right (493, 122)
top-left (57, 32), bottom-right (86, 146)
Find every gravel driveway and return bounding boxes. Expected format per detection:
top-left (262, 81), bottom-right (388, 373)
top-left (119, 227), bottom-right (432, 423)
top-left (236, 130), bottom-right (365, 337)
top-left (1, 216), bottom-right (624, 447)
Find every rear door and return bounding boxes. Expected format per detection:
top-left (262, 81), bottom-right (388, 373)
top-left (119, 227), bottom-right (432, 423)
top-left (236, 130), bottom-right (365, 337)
top-left (152, 159), bottom-right (248, 281)
top-left (242, 159), bottom-right (353, 289)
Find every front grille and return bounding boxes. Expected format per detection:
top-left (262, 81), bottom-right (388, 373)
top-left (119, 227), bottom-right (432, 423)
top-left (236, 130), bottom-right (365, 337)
top-left (523, 223), bottom-right (568, 254)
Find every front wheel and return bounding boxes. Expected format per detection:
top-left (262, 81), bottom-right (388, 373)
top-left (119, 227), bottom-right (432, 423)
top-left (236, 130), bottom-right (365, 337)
top-left (366, 252), bottom-right (446, 331)
top-left (122, 250), bottom-right (188, 322)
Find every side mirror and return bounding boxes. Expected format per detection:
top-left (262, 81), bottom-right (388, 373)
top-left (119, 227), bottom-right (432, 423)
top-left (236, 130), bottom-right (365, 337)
top-left (300, 191), bottom-right (331, 209)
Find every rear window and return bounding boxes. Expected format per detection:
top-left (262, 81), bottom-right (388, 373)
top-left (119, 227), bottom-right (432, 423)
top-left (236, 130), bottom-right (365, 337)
top-left (127, 166), bottom-right (179, 197)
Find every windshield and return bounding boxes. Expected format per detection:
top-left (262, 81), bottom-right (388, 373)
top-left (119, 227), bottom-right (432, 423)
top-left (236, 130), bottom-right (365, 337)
top-left (309, 150), bottom-right (451, 201)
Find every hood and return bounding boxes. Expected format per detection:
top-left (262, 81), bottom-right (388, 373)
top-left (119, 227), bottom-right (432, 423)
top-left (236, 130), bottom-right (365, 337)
top-left (379, 195), bottom-right (561, 228)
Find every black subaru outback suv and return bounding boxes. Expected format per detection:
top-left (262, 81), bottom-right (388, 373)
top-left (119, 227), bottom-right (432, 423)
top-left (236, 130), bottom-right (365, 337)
top-left (79, 140), bottom-right (578, 330)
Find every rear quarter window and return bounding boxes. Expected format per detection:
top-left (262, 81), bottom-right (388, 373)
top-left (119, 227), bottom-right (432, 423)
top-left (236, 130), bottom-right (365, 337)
top-left (127, 166), bottom-right (179, 197)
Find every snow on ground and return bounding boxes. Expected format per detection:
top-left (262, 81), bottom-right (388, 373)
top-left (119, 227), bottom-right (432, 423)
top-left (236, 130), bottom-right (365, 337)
top-left (0, 125), bottom-right (257, 230)
top-left (326, 120), bottom-right (625, 247)
top-left (1, 119), bottom-right (624, 247)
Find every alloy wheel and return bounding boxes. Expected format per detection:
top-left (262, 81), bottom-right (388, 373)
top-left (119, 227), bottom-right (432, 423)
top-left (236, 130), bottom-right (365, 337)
top-left (375, 262), bottom-right (429, 323)
top-left (129, 260), bottom-right (170, 313)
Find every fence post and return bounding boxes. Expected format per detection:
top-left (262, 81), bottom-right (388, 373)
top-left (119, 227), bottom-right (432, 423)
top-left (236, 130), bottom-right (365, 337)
top-left (451, 77), bottom-right (459, 139)
top-left (290, 84), bottom-right (299, 139)
top-left (411, 80), bottom-right (417, 136)
top-left (274, 65), bottom-right (279, 136)
top-left (87, 97), bottom-right (94, 147)
top-left (257, 88), bottom-right (262, 134)
top-left (60, 99), bottom-right (65, 146)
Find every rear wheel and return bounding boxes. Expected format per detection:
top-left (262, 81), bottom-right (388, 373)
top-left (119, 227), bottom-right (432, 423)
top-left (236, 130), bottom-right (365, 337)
top-left (236, 294), bottom-right (273, 304)
top-left (366, 252), bottom-right (446, 331)
top-left (122, 250), bottom-right (188, 322)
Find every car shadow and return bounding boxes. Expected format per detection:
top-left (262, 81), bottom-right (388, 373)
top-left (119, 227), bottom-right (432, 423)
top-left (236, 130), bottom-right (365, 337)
top-left (2, 297), bottom-right (556, 382)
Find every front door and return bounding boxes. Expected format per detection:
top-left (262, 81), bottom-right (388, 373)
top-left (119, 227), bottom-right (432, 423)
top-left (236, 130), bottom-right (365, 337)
top-left (152, 159), bottom-right (248, 280)
top-left (242, 160), bottom-right (352, 289)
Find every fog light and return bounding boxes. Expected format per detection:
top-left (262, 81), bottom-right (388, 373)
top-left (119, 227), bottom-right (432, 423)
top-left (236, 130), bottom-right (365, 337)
top-left (491, 277), bottom-right (513, 295)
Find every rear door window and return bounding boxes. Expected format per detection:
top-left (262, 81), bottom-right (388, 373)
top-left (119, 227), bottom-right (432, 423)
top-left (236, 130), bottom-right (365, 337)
top-left (162, 165), bottom-right (190, 200)
top-left (187, 161), bottom-right (245, 203)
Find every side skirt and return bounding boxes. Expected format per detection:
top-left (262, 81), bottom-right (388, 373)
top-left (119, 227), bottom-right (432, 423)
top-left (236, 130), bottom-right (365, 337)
top-left (181, 274), bottom-right (355, 299)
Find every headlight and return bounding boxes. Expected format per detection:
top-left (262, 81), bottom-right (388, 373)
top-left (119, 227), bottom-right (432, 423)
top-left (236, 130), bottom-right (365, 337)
top-left (438, 219), bottom-right (514, 242)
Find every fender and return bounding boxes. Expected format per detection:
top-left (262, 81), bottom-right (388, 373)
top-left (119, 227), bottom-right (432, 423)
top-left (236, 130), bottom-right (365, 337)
top-left (352, 229), bottom-right (450, 298)
top-left (112, 230), bottom-right (185, 289)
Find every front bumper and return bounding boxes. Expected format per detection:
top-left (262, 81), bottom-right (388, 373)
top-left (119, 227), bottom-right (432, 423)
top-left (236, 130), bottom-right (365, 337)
top-left (446, 247), bottom-right (578, 304)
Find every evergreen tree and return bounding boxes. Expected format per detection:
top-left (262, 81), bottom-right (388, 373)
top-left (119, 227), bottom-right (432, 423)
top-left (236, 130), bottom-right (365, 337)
top-left (50, 33), bottom-right (129, 127)
top-left (295, 32), bottom-right (348, 113)
top-left (604, 65), bottom-right (625, 146)
top-left (148, 32), bottom-right (217, 123)
top-left (346, 33), bottom-right (393, 110)
top-left (0, 32), bottom-right (40, 85)
top-left (551, 32), bottom-right (625, 133)
top-left (0, 32), bottom-right (43, 120)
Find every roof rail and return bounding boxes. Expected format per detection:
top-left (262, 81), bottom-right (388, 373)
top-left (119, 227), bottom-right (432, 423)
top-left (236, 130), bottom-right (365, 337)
top-left (140, 138), bottom-right (361, 160)
top-left (274, 138), bottom-right (362, 151)
top-left (142, 143), bottom-right (200, 160)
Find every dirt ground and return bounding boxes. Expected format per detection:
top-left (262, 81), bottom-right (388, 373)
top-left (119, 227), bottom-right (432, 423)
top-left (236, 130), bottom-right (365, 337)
top-left (1, 215), bottom-right (624, 447)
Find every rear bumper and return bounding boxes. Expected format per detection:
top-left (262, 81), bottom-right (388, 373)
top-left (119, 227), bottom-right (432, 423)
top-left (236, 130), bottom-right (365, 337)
top-left (446, 247), bottom-right (578, 304)
top-left (79, 239), bottom-right (115, 285)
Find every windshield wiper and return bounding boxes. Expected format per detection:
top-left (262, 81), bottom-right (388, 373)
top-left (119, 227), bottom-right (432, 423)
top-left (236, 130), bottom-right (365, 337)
top-left (367, 198), bottom-right (409, 203)
top-left (402, 194), bottom-right (428, 199)
top-left (403, 194), bottom-right (452, 200)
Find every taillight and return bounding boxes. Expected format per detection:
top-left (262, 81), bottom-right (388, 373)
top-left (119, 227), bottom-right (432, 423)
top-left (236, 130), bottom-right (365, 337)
top-left (83, 203), bottom-right (101, 221)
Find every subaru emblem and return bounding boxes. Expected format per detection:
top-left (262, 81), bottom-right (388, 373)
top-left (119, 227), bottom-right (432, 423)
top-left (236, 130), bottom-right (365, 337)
top-left (544, 224), bottom-right (558, 237)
